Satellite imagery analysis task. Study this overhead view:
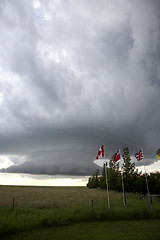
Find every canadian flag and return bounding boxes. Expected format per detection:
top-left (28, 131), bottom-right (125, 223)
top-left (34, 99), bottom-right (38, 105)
top-left (114, 149), bottom-right (121, 162)
top-left (96, 145), bottom-right (105, 159)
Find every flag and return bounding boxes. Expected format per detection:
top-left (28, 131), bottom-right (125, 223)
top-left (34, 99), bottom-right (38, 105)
top-left (135, 149), bottom-right (143, 161)
top-left (114, 149), bottom-right (121, 162)
top-left (96, 145), bottom-right (105, 159)
top-left (156, 148), bottom-right (160, 160)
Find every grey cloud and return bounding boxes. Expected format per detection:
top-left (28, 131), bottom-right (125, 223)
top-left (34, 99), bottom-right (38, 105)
top-left (0, 0), bottom-right (160, 176)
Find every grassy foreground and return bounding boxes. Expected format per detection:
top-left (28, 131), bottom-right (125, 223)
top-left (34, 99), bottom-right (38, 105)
top-left (0, 185), bottom-right (160, 238)
top-left (2, 220), bottom-right (160, 240)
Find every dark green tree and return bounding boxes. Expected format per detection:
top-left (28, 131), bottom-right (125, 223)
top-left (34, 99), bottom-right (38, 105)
top-left (99, 164), bottom-right (107, 189)
top-left (87, 169), bottom-right (100, 188)
top-left (148, 172), bottom-right (160, 194)
top-left (108, 155), bottom-right (121, 191)
top-left (122, 147), bottom-right (135, 192)
top-left (87, 146), bottom-right (160, 194)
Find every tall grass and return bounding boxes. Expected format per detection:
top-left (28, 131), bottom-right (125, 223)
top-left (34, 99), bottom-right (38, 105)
top-left (0, 186), bottom-right (160, 238)
top-left (3, 220), bottom-right (160, 240)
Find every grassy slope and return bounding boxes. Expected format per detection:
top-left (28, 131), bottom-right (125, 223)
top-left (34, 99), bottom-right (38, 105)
top-left (2, 220), bottom-right (160, 240)
top-left (0, 186), bottom-right (160, 238)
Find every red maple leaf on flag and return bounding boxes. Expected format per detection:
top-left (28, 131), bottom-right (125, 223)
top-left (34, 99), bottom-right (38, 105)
top-left (114, 149), bottom-right (121, 162)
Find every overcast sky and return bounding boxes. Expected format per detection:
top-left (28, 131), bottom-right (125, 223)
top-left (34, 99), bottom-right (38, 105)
top-left (0, 0), bottom-right (160, 180)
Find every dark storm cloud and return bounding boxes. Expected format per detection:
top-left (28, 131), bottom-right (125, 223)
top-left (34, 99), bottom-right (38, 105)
top-left (0, 0), bottom-right (160, 175)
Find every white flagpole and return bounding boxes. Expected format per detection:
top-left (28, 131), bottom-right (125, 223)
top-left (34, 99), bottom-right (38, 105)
top-left (104, 144), bottom-right (110, 209)
top-left (121, 166), bottom-right (126, 206)
top-left (139, 149), bottom-right (150, 196)
top-left (142, 151), bottom-right (152, 211)
top-left (142, 157), bottom-right (150, 196)
top-left (120, 151), bottom-right (126, 206)
top-left (105, 162), bottom-right (110, 209)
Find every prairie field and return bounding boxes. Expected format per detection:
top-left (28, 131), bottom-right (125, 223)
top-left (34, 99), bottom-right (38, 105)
top-left (0, 185), bottom-right (160, 239)
top-left (2, 220), bottom-right (160, 240)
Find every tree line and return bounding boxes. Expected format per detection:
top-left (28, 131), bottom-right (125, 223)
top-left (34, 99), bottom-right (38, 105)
top-left (87, 147), bottom-right (160, 194)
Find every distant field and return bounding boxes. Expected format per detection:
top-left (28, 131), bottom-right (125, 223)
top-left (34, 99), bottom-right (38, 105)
top-left (0, 185), bottom-right (160, 239)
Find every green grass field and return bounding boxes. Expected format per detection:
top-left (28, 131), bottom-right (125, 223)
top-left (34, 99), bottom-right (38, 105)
top-left (0, 185), bottom-right (160, 239)
top-left (2, 220), bottom-right (160, 240)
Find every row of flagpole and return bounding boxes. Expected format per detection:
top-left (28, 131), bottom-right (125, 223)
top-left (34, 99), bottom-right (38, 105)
top-left (113, 149), bottom-right (126, 207)
top-left (94, 145), bottom-right (157, 209)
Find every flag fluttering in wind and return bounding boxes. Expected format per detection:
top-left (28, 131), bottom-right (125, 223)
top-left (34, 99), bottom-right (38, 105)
top-left (96, 144), bottom-right (104, 159)
top-left (114, 149), bottom-right (121, 162)
top-left (135, 149), bottom-right (143, 161)
top-left (113, 149), bottom-right (126, 206)
top-left (135, 149), bottom-right (150, 199)
top-left (94, 144), bottom-right (110, 209)
top-left (156, 148), bottom-right (160, 160)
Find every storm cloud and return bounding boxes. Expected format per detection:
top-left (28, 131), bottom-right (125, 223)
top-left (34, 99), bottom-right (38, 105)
top-left (0, 0), bottom-right (160, 176)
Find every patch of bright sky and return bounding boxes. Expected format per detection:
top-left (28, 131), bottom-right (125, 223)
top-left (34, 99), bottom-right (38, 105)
top-left (0, 156), bottom-right (13, 169)
top-left (0, 173), bottom-right (88, 186)
top-left (137, 161), bottom-right (160, 174)
top-left (0, 155), bottom-right (27, 169)
top-left (94, 157), bottom-right (160, 174)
